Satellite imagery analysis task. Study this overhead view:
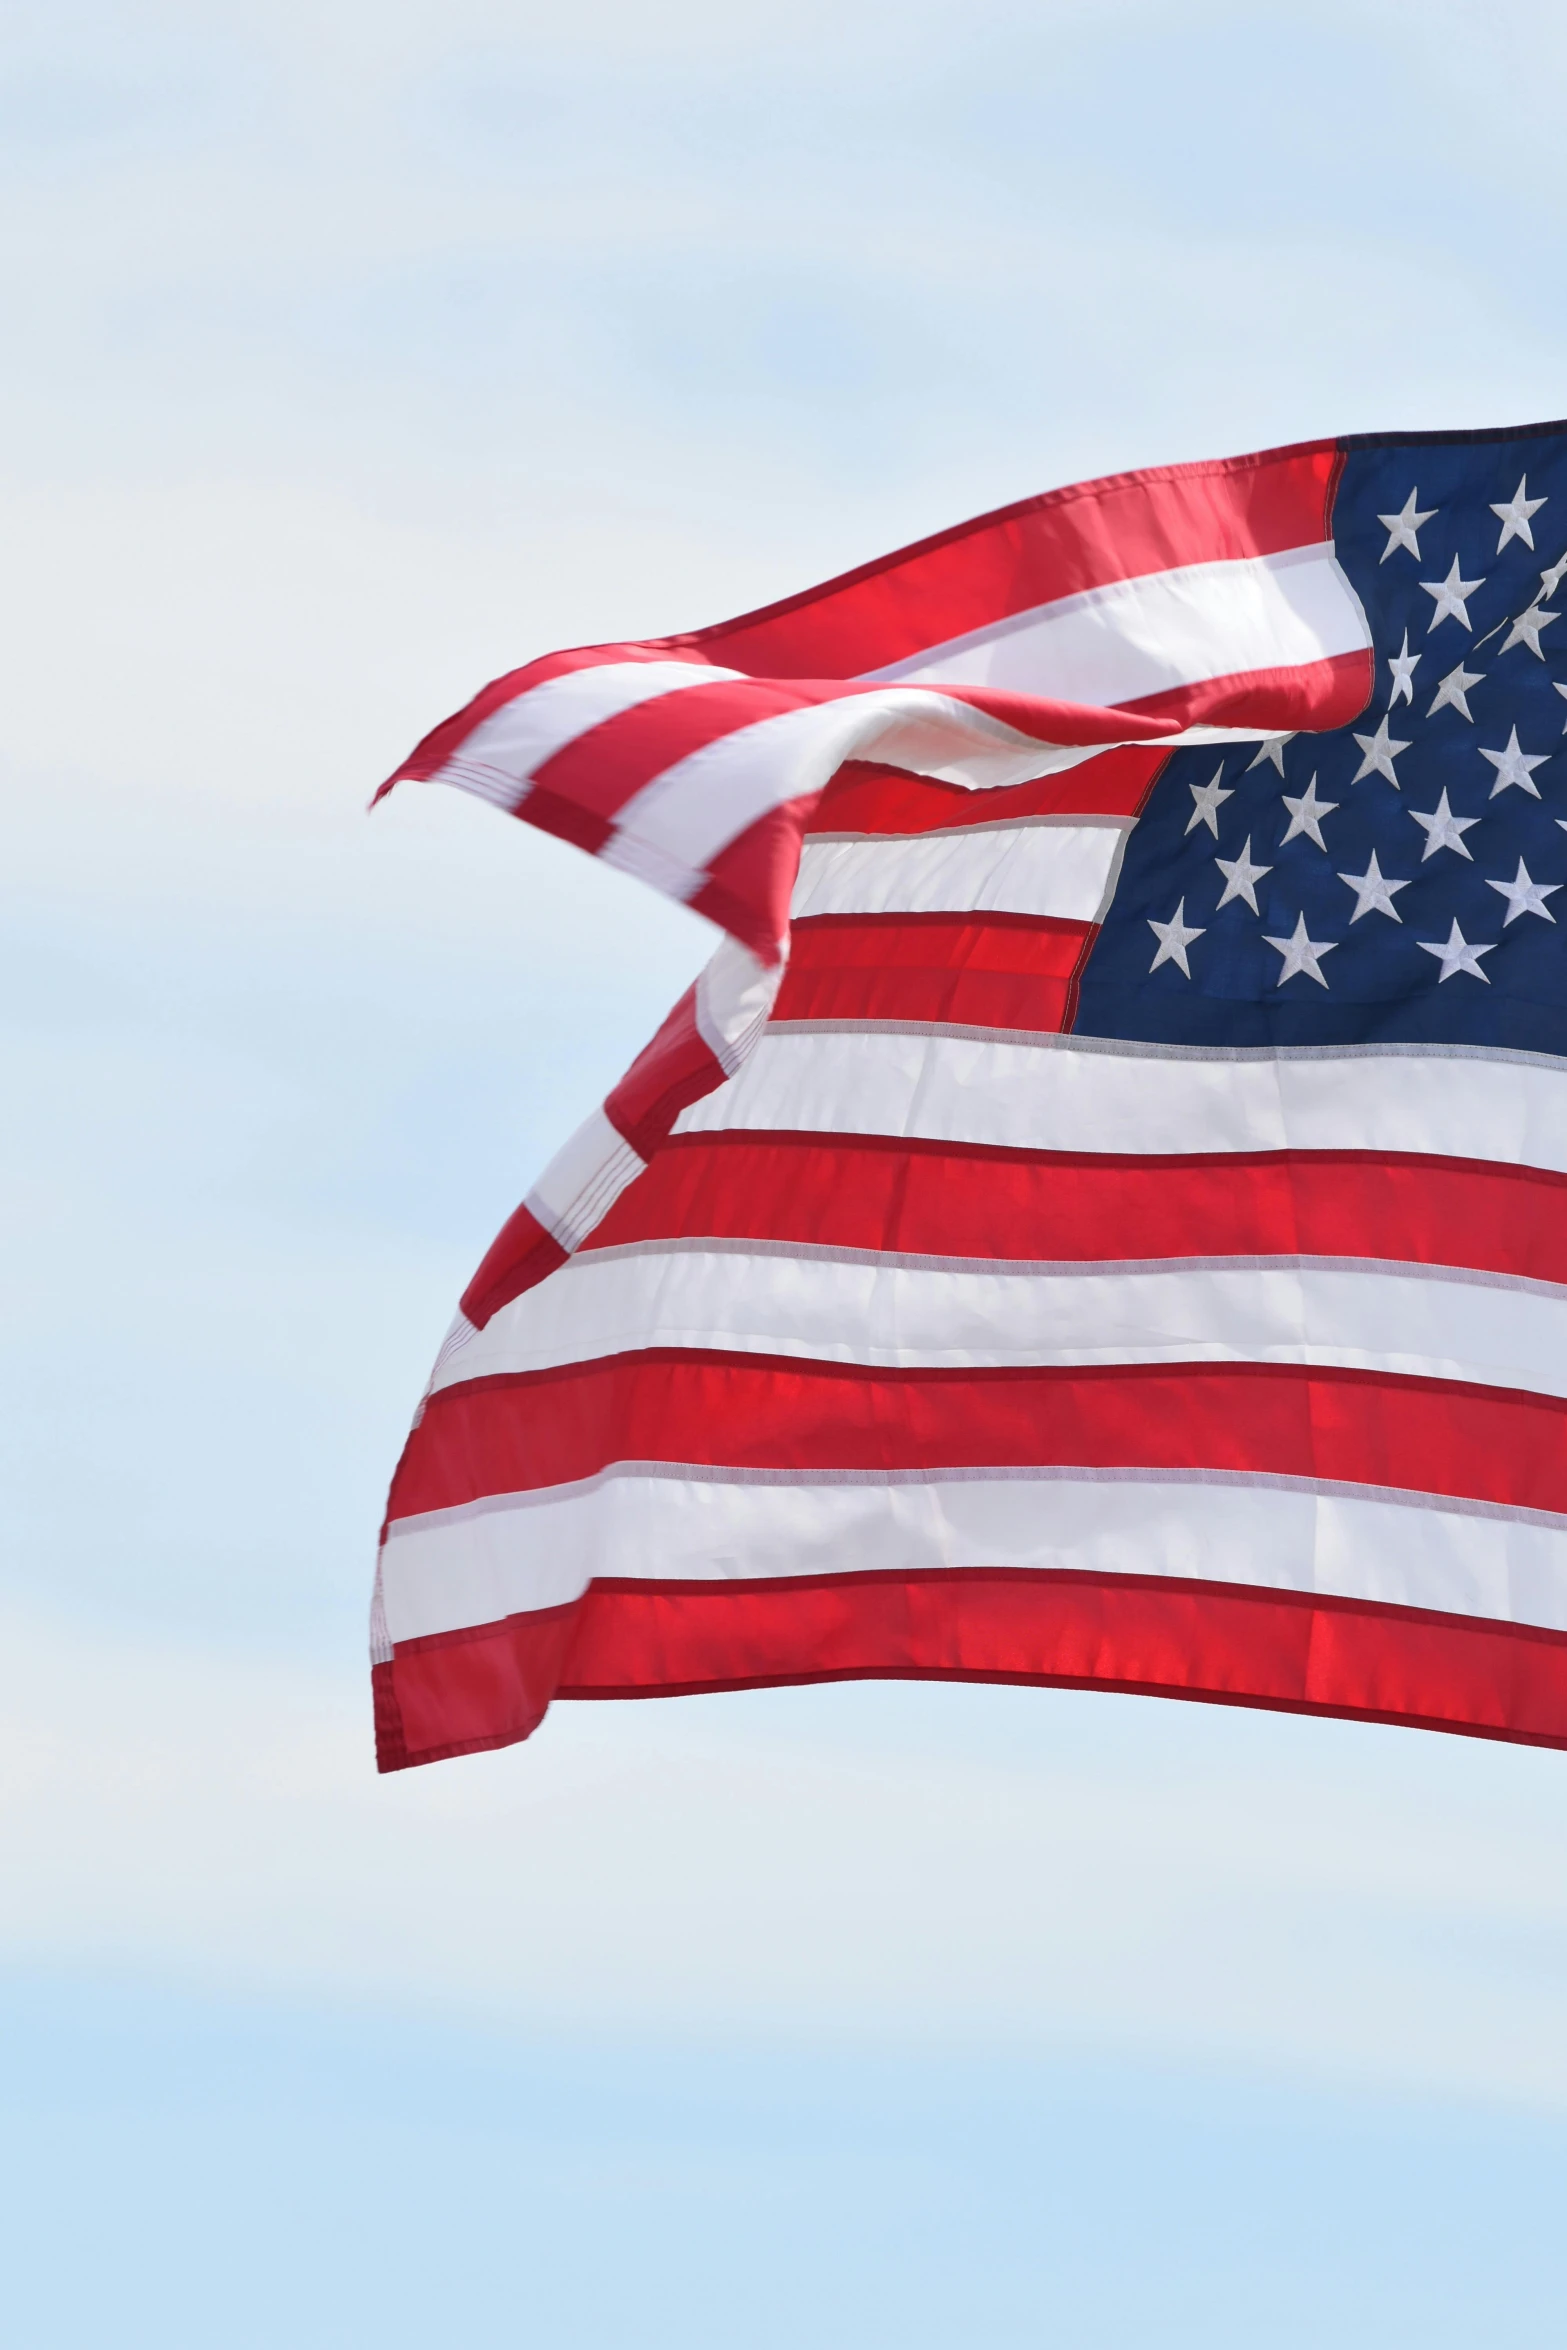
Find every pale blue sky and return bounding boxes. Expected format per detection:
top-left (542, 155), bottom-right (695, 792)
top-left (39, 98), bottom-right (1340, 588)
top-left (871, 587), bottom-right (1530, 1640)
top-left (7, 4), bottom-right (1567, 2342)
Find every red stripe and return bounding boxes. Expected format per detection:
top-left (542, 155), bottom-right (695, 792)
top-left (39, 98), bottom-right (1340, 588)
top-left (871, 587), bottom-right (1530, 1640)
top-left (372, 1567), bottom-right (1567, 1769)
top-left (462, 987), bottom-right (734, 1332)
top-left (809, 748), bottom-right (1167, 834)
top-left (459, 1202), bottom-right (566, 1331)
top-left (529, 678), bottom-right (823, 824)
top-left (586, 1133), bottom-right (1567, 1287)
top-left (458, 1129), bottom-right (1567, 1364)
top-left (386, 1355), bottom-right (1567, 1525)
top-left (533, 677), bottom-right (1185, 841)
top-left (688, 798), bottom-right (817, 964)
top-left (603, 984), bottom-right (724, 1161)
top-left (677, 441), bottom-right (1342, 680)
top-left (1117, 646), bottom-right (1372, 735)
top-left (775, 914), bottom-right (1090, 1031)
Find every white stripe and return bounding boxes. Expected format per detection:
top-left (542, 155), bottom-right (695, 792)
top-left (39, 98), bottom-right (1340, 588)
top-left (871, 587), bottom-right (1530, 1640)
top-left (791, 820), bottom-right (1127, 924)
top-left (524, 1104), bottom-right (644, 1254)
top-left (606, 691), bottom-right (1115, 894)
top-left (428, 1246), bottom-right (1567, 1398)
top-left (445, 660), bottom-right (742, 803)
top-left (693, 936), bottom-right (786, 1075)
top-left (862, 544), bottom-right (1369, 708)
top-left (378, 1469), bottom-right (1567, 1643)
top-left (674, 1029), bottom-right (1567, 1172)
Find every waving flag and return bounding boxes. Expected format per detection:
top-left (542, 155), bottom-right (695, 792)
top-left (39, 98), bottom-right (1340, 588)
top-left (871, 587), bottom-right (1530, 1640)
top-left (372, 420), bottom-right (1567, 1771)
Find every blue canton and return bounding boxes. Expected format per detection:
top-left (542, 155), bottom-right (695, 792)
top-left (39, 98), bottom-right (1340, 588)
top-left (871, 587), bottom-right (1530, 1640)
top-left (1074, 424), bottom-right (1567, 1057)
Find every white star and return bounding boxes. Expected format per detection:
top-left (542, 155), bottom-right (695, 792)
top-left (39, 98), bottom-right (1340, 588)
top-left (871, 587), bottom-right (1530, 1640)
top-left (1542, 552), bottom-right (1567, 598)
top-left (1246, 736), bottom-right (1293, 775)
top-left (1491, 474), bottom-right (1546, 553)
top-left (1148, 898), bottom-right (1204, 977)
top-left (1185, 769), bottom-right (1233, 837)
top-left (1409, 788), bottom-right (1480, 862)
top-left (1479, 725), bottom-right (1549, 799)
top-left (1428, 660), bottom-right (1483, 721)
top-left (1486, 857), bottom-right (1560, 926)
top-left (1279, 773), bottom-right (1338, 850)
top-left (1378, 488), bottom-right (1436, 562)
top-left (1351, 713), bottom-right (1412, 786)
top-left (1386, 633), bottom-right (1420, 705)
top-left (1418, 920), bottom-right (1495, 983)
top-left (1213, 835), bottom-right (1272, 914)
top-left (1337, 849), bottom-right (1410, 923)
top-left (1556, 680), bottom-right (1567, 732)
top-left (1501, 602), bottom-right (1559, 658)
top-left (1420, 556), bottom-right (1484, 631)
top-left (1263, 911), bottom-right (1336, 988)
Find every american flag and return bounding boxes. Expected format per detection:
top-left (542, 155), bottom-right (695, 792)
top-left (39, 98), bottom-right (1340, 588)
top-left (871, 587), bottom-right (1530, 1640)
top-left (372, 421), bottom-right (1567, 1771)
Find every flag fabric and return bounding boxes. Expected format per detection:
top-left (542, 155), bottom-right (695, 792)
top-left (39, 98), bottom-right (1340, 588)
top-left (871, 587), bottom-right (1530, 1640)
top-left (372, 419), bottom-right (1567, 1772)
